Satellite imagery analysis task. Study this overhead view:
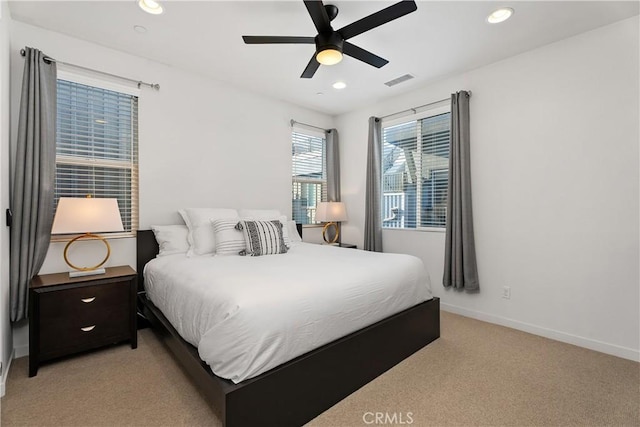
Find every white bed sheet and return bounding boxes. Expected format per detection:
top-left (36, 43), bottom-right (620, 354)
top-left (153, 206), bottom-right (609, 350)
top-left (144, 242), bottom-right (432, 383)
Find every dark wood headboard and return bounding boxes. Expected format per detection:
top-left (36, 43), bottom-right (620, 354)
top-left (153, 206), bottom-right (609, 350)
top-left (136, 230), bottom-right (159, 292)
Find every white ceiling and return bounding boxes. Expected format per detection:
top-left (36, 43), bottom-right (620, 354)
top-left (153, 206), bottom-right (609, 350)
top-left (8, 1), bottom-right (639, 115)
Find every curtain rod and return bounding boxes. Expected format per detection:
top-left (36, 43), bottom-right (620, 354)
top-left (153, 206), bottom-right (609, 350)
top-left (379, 91), bottom-right (472, 121)
top-left (20, 48), bottom-right (160, 90)
top-left (290, 119), bottom-right (328, 133)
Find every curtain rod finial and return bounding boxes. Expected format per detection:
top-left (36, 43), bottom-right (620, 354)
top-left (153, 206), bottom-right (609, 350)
top-left (20, 49), bottom-right (26, 57)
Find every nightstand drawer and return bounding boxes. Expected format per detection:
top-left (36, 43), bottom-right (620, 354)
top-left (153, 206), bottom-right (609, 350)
top-left (39, 281), bottom-right (129, 320)
top-left (39, 307), bottom-right (129, 357)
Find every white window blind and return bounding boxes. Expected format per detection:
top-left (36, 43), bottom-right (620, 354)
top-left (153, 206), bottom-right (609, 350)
top-left (382, 110), bottom-right (451, 229)
top-left (291, 130), bottom-right (326, 224)
top-left (55, 79), bottom-right (139, 234)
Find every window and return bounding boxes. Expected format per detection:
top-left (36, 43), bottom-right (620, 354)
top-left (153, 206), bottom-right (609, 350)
top-left (382, 108), bottom-right (450, 229)
top-left (291, 130), bottom-right (326, 224)
top-left (55, 77), bottom-right (139, 234)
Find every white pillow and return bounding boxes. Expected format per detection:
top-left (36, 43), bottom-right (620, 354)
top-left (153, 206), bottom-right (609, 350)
top-left (151, 225), bottom-right (189, 257)
top-left (211, 218), bottom-right (245, 256)
top-left (179, 208), bottom-right (239, 256)
top-left (288, 220), bottom-right (302, 244)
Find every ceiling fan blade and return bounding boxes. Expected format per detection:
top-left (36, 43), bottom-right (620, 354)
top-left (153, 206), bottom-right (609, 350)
top-left (243, 36), bottom-right (315, 44)
top-left (304, 0), bottom-right (332, 33)
top-left (301, 55), bottom-right (321, 78)
top-left (338, 0), bottom-right (417, 40)
top-left (343, 42), bottom-right (389, 68)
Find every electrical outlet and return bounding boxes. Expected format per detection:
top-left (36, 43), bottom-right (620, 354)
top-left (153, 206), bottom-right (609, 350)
top-left (502, 286), bottom-right (511, 299)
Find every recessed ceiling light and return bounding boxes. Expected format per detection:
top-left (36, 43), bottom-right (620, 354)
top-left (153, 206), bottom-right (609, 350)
top-left (138, 0), bottom-right (163, 15)
top-left (316, 92), bottom-right (324, 96)
top-left (332, 81), bottom-right (347, 90)
top-left (487, 7), bottom-right (514, 24)
top-left (133, 25), bottom-right (147, 34)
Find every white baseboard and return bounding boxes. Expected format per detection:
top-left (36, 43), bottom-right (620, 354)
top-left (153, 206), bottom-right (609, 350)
top-left (1, 348), bottom-right (15, 398)
top-left (440, 302), bottom-right (640, 362)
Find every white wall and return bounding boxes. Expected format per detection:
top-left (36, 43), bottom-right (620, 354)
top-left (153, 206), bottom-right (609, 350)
top-left (8, 21), bottom-right (333, 356)
top-left (336, 17), bottom-right (640, 361)
top-left (0, 0), bottom-right (12, 397)
top-left (5, 12), bottom-right (638, 370)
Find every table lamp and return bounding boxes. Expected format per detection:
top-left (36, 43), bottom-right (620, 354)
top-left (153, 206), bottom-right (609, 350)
top-left (315, 201), bottom-right (348, 244)
top-left (51, 197), bottom-right (124, 277)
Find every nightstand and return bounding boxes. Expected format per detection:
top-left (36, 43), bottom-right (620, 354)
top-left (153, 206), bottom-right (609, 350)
top-left (332, 243), bottom-right (357, 249)
top-left (29, 265), bottom-right (137, 377)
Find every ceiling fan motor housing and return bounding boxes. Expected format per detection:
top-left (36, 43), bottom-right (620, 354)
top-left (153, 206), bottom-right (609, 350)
top-left (315, 31), bottom-right (343, 54)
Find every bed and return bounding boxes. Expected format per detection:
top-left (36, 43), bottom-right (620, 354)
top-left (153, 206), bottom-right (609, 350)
top-left (137, 229), bottom-right (440, 426)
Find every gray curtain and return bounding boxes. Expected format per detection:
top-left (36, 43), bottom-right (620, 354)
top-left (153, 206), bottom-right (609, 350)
top-left (325, 128), bottom-right (340, 242)
top-left (443, 91), bottom-right (479, 291)
top-left (10, 47), bottom-right (57, 321)
top-left (364, 117), bottom-right (383, 252)
top-left (326, 129), bottom-right (340, 202)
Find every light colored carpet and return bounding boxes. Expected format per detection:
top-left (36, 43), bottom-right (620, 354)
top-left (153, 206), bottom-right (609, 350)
top-left (2, 312), bottom-right (638, 426)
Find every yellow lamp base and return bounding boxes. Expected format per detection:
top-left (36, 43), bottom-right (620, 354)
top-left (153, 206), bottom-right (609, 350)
top-left (63, 233), bottom-right (111, 277)
top-left (322, 222), bottom-right (340, 244)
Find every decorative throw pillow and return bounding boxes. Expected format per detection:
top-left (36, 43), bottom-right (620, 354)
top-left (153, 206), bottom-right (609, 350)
top-left (239, 212), bottom-right (292, 248)
top-left (151, 225), bottom-right (189, 257)
top-left (211, 218), bottom-right (246, 256)
top-left (236, 220), bottom-right (288, 256)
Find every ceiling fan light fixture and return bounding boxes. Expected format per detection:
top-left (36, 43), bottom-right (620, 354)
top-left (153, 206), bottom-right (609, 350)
top-left (487, 7), bottom-right (513, 24)
top-left (315, 32), bottom-right (344, 66)
top-left (138, 0), bottom-right (163, 15)
top-left (317, 48), bottom-right (343, 66)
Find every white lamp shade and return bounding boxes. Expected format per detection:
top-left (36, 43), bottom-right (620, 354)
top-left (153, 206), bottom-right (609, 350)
top-left (316, 202), bottom-right (348, 222)
top-left (52, 198), bottom-right (124, 234)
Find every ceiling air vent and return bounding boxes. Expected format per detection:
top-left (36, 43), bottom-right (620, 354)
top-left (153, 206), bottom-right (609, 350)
top-left (384, 74), bottom-right (415, 87)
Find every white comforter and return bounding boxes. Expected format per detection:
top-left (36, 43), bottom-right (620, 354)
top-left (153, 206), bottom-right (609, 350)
top-left (144, 243), bottom-right (432, 383)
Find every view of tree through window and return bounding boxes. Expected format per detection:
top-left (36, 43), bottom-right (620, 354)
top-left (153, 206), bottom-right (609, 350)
top-left (382, 112), bottom-right (451, 229)
top-left (55, 79), bottom-right (138, 232)
top-left (291, 131), bottom-right (326, 225)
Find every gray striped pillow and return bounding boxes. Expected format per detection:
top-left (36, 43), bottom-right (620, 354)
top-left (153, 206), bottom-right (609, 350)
top-left (211, 219), bottom-right (246, 256)
top-left (236, 220), bottom-right (288, 256)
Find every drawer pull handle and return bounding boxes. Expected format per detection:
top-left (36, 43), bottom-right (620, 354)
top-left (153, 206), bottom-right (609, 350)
top-left (81, 297), bottom-right (96, 303)
top-left (80, 325), bottom-right (96, 332)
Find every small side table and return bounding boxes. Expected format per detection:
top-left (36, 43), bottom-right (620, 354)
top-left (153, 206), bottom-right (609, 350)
top-left (333, 243), bottom-right (357, 249)
top-left (29, 265), bottom-right (137, 377)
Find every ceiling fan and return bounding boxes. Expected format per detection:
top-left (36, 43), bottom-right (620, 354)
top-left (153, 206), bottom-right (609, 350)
top-left (242, 0), bottom-right (418, 78)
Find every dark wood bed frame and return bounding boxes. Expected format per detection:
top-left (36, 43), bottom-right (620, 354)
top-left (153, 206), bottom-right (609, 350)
top-left (136, 229), bottom-right (440, 427)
